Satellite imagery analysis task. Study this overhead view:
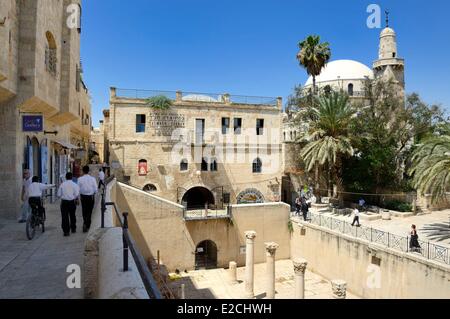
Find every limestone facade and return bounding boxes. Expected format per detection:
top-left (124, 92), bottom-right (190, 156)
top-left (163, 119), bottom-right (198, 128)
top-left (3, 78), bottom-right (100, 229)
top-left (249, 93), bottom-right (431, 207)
top-left (107, 88), bottom-right (283, 207)
top-left (0, 0), bottom-right (91, 219)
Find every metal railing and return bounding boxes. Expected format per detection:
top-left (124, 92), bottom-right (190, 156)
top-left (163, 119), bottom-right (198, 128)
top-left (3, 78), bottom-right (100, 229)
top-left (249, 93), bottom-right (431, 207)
top-left (100, 176), bottom-right (163, 299)
top-left (183, 204), bottom-right (232, 221)
top-left (305, 212), bottom-right (450, 265)
top-left (114, 88), bottom-right (278, 107)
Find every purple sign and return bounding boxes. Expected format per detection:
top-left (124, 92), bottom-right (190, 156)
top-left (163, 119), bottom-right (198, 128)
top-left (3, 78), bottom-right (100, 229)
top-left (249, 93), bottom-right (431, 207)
top-left (23, 115), bottom-right (44, 132)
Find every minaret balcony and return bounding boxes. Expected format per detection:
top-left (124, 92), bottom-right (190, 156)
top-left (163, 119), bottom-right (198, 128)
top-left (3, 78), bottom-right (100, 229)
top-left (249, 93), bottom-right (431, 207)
top-left (373, 58), bottom-right (405, 70)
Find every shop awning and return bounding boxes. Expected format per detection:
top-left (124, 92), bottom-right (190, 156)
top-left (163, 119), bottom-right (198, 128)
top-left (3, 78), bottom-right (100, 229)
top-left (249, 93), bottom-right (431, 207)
top-left (53, 140), bottom-right (78, 149)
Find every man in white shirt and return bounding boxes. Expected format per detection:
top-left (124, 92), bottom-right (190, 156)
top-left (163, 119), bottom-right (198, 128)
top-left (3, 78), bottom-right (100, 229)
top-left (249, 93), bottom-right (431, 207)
top-left (351, 208), bottom-right (361, 227)
top-left (28, 176), bottom-right (55, 218)
top-left (77, 166), bottom-right (98, 233)
top-left (57, 172), bottom-right (80, 237)
top-left (98, 168), bottom-right (105, 190)
top-left (19, 169), bottom-right (32, 223)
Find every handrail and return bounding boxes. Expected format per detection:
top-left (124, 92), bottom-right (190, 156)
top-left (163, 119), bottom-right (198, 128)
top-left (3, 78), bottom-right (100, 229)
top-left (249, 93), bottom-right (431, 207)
top-left (100, 176), bottom-right (163, 299)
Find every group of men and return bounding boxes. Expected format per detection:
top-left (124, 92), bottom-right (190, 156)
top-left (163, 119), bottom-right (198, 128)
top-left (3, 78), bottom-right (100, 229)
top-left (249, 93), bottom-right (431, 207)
top-left (20, 166), bottom-right (106, 237)
top-left (295, 195), bottom-right (310, 221)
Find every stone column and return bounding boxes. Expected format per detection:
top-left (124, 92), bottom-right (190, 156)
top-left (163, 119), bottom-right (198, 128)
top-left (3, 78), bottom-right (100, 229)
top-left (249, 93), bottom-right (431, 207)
top-left (293, 258), bottom-right (308, 299)
top-left (229, 261), bottom-right (238, 284)
top-left (331, 280), bottom-right (347, 299)
top-left (180, 284), bottom-right (186, 299)
top-left (244, 231), bottom-right (257, 299)
top-left (265, 242), bottom-right (279, 299)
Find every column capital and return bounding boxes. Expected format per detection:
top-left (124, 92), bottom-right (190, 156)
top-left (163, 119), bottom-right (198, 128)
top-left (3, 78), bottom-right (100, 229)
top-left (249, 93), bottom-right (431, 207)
top-left (245, 231), bottom-right (257, 240)
top-left (293, 258), bottom-right (308, 275)
top-left (331, 280), bottom-right (347, 299)
top-left (265, 242), bottom-right (279, 256)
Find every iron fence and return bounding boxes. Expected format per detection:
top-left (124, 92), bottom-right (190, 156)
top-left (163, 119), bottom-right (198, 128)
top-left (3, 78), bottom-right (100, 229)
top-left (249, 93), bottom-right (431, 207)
top-left (304, 212), bottom-right (450, 265)
top-left (114, 88), bottom-right (278, 107)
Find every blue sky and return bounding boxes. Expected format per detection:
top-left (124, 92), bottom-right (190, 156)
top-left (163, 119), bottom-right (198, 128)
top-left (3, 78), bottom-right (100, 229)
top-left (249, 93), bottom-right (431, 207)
top-left (81, 0), bottom-right (450, 126)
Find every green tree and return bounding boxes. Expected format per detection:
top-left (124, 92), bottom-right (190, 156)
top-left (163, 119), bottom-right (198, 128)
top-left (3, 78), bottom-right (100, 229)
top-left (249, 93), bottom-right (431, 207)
top-left (300, 92), bottom-right (355, 204)
top-left (297, 35), bottom-right (331, 96)
top-left (409, 124), bottom-right (450, 202)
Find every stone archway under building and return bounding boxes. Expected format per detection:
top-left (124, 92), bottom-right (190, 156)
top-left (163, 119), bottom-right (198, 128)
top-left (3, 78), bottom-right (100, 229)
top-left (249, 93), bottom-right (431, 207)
top-left (182, 186), bottom-right (215, 210)
top-left (195, 240), bottom-right (218, 270)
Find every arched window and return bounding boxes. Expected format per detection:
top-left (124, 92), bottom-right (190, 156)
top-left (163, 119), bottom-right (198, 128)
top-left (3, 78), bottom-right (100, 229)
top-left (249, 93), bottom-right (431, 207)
top-left (348, 83), bottom-right (354, 96)
top-left (290, 131), bottom-right (293, 141)
top-left (283, 132), bottom-right (286, 141)
top-left (180, 159), bottom-right (188, 171)
top-left (45, 31), bottom-right (57, 76)
top-left (252, 158), bottom-right (262, 173)
top-left (143, 184), bottom-right (157, 193)
top-left (201, 157), bottom-right (208, 172)
top-left (210, 158), bottom-right (218, 172)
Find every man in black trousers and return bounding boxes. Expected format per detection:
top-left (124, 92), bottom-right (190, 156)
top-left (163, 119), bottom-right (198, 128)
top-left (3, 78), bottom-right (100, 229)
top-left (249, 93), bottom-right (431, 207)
top-left (77, 166), bottom-right (98, 233)
top-left (57, 173), bottom-right (80, 237)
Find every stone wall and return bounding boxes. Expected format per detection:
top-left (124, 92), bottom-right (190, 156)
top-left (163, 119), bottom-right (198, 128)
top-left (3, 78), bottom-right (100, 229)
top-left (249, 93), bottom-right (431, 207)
top-left (291, 221), bottom-right (450, 299)
top-left (113, 182), bottom-right (291, 272)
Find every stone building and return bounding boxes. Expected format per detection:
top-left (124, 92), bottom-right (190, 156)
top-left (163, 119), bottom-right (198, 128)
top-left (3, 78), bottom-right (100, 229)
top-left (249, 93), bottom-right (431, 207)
top-left (0, 0), bottom-right (91, 219)
top-left (107, 88), bottom-right (284, 209)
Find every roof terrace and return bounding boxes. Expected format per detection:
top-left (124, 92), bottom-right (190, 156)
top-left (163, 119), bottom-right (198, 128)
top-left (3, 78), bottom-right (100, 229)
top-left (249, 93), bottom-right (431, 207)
top-left (110, 87), bottom-right (282, 108)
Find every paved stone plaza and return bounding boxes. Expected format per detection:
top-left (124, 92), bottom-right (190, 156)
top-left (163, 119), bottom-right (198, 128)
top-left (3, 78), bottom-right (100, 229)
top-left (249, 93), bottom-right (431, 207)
top-left (0, 198), bottom-right (96, 299)
top-left (300, 208), bottom-right (450, 248)
top-left (170, 260), bottom-right (360, 299)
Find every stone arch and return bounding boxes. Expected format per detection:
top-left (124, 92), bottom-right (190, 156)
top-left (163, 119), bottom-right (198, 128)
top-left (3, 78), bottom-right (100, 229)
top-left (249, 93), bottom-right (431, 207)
top-left (182, 186), bottom-right (215, 210)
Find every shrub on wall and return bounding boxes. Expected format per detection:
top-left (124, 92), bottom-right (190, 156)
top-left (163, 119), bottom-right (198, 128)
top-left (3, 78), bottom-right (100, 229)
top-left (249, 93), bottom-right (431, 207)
top-left (145, 95), bottom-right (173, 110)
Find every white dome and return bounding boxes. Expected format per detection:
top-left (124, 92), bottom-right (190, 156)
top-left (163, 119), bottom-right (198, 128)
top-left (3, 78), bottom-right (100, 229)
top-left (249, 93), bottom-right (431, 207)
top-left (182, 94), bottom-right (218, 102)
top-left (305, 60), bottom-right (373, 86)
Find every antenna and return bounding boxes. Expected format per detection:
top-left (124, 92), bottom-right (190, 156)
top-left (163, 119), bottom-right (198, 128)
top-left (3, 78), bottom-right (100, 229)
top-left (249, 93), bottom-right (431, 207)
top-left (385, 10), bottom-right (390, 28)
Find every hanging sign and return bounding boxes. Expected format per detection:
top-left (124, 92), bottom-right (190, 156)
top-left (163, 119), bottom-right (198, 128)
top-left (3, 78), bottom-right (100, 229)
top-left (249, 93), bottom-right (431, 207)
top-left (23, 115), bottom-right (44, 132)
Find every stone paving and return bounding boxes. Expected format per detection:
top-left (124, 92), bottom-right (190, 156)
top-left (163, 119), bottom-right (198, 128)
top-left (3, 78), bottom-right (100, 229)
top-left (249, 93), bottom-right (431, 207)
top-left (0, 197), bottom-right (100, 299)
top-left (294, 208), bottom-right (450, 248)
top-left (170, 260), bottom-right (360, 299)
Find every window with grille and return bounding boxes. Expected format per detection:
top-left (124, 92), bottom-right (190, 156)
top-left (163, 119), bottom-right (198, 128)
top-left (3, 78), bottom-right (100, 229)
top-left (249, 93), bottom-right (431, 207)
top-left (253, 158), bottom-right (262, 173)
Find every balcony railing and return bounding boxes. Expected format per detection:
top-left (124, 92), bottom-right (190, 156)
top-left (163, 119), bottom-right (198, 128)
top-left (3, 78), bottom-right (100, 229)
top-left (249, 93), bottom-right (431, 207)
top-left (113, 88), bottom-right (279, 107)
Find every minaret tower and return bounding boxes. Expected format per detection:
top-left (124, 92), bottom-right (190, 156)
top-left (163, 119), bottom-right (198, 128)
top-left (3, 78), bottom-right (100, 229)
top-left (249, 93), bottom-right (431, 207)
top-left (373, 11), bottom-right (405, 92)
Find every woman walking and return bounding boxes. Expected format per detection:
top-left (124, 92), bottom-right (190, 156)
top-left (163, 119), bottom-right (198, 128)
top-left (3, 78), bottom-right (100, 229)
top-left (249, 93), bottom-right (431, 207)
top-left (409, 225), bottom-right (421, 252)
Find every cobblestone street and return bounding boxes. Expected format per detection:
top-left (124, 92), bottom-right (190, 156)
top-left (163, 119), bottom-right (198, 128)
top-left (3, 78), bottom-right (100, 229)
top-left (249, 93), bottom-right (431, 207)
top-left (0, 197), bottom-right (100, 299)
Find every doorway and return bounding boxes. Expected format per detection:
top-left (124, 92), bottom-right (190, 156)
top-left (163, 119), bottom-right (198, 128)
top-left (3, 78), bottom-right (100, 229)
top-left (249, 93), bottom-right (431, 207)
top-left (182, 186), bottom-right (215, 210)
top-left (195, 240), bottom-right (218, 270)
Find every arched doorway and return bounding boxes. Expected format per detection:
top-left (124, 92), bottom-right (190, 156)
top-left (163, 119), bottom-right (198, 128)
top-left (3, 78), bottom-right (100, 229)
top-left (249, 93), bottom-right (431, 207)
top-left (182, 187), bottom-right (215, 210)
top-left (195, 240), bottom-right (218, 270)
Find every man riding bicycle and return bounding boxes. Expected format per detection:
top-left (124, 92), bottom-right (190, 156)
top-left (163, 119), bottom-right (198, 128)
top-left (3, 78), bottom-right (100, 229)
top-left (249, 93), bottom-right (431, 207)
top-left (27, 176), bottom-right (55, 217)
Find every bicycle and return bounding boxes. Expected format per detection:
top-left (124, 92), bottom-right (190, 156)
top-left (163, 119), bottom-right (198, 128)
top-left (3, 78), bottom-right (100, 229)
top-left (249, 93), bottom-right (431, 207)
top-left (26, 194), bottom-right (51, 240)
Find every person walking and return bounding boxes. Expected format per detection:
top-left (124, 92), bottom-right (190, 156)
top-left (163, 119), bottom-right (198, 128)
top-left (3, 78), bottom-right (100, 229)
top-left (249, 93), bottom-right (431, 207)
top-left (295, 196), bottom-right (302, 216)
top-left (98, 168), bottom-right (105, 190)
top-left (77, 166), bottom-right (98, 233)
top-left (409, 225), bottom-right (421, 252)
top-left (19, 169), bottom-right (32, 223)
top-left (351, 207), bottom-right (361, 227)
top-left (301, 197), bottom-right (309, 221)
top-left (57, 172), bottom-right (80, 237)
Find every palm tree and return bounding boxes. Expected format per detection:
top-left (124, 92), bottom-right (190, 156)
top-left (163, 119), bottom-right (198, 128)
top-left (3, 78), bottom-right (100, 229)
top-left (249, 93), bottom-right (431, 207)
top-left (409, 125), bottom-right (450, 202)
top-left (300, 92), bottom-right (355, 204)
top-left (297, 35), bottom-right (331, 96)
